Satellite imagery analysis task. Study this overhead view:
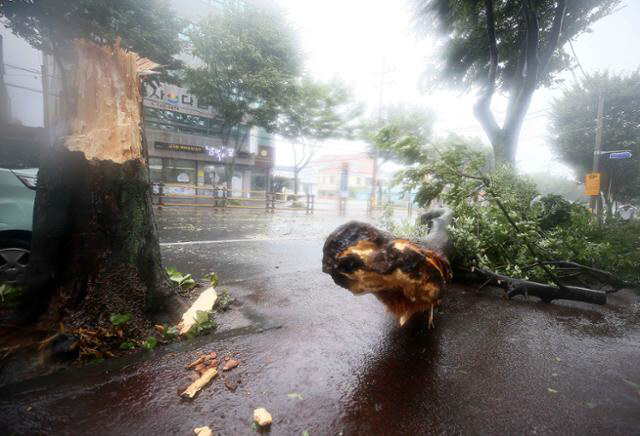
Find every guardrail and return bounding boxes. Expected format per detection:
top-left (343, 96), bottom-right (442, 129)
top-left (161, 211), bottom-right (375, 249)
top-left (151, 183), bottom-right (315, 214)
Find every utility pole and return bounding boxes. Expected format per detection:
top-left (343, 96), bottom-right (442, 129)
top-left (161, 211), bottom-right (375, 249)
top-left (370, 57), bottom-right (389, 213)
top-left (590, 90), bottom-right (605, 220)
top-left (0, 35), bottom-right (12, 124)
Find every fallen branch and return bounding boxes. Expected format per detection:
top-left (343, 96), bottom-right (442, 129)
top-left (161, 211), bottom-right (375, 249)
top-left (523, 261), bottom-right (639, 293)
top-left (458, 266), bottom-right (607, 305)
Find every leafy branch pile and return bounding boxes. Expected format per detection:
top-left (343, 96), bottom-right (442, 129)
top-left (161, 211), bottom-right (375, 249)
top-left (393, 142), bottom-right (640, 292)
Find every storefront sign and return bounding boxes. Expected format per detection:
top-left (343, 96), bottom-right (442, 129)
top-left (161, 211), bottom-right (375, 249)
top-left (155, 142), bottom-right (205, 153)
top-left (205, 145), bottom-right (234, 161)
top-left (154, 141), bottom-right (235, 161)
top-left (143, 83), bottom-right (213, 117)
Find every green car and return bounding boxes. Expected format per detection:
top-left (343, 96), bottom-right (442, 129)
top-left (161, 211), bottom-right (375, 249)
top-left (0, 167), bottom-right (37, 284)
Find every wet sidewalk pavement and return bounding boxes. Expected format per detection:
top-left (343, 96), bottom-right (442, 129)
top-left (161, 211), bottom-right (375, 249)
top-left (1, 209), bottom-right (639, 435)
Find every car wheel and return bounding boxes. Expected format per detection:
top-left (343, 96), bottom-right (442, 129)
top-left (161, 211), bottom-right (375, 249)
top-left (0, 238), bottom-right (31, 284)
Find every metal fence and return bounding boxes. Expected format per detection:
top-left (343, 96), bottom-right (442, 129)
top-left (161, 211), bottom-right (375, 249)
top-left (151, 183), bottom-right (315, 213)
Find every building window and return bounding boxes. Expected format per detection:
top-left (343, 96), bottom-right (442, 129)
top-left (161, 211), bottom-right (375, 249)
top-left (357, 177), bottom-right (361, 186)
top-left (149, 157), bottom-right (163, 183)
top-left (330, 175), bottom-right (335, 185)
top-left (162, 158), bottom-right (196, 185)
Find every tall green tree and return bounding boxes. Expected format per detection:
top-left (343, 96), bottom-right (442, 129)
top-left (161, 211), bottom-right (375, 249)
top-left (0, 1), bottom-right (185, 327)
top-left (277, 77), bottom-right (358, 195)
top-left (414, 0), bottom-right (620, 165)
top-left (550, 71), bottom-right (640, 213)
top-left (184, 5), bottom-right (301, 188)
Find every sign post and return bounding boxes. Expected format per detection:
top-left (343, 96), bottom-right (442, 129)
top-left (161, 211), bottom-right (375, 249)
top-left (585, 173), bottom-right (601, 197)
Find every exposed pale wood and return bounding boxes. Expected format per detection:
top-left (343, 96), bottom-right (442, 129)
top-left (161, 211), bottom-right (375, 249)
top-left (64, 40), bottom-right (157, 163)
top-left (179, 287), bottom-right (218, 335)
top-left (193, 426), bottom-right (212, 436)
top-left (181, 367), bottom-right (218, 399)
top-left (253, 408), bottom-right (273, 426)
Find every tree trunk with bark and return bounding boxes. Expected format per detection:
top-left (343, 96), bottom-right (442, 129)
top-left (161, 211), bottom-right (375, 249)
top-left (293, 169), bottom-right (300, 196)
top-left (475, 0), bottom-right (566, 166)
top-left (20, 40), bottom-right (183, 328)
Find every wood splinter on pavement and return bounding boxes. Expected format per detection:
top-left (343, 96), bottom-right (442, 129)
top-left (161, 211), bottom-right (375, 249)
top-left (178, 287), bottom-right (218, 335)
top-left (253, 408), bottom-right (272, 427)
top-left (181, 368), bottom-right (218, 399)
top-left (193, 426), bottom-right (212, 436)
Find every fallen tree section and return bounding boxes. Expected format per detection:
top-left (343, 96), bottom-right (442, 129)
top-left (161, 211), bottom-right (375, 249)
top-left (322, 208), bottom-right (453, 325)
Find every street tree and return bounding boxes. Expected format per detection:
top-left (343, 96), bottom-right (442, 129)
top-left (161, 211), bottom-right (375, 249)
top-left (0, 1), bottom-right (185, 327)
top-left (277, 77), bottom-right (358, 196)
top-left (550, 70), bottom-right (640, 214)
top-left (360, 105), bottom-right (436, 204)
top-left (184, 5), bottom-right (301, 189)
top-left (414, 0), bottom-right (621, 165)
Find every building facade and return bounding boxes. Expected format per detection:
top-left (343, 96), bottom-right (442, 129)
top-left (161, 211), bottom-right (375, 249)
top-left (142, 82), bottom-right (274, 197)
top-left (311, 152), bottom-right (390, 200)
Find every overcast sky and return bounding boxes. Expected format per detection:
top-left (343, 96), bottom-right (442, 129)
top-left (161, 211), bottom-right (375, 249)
top-left (274, 0), bottom-right (640, 178)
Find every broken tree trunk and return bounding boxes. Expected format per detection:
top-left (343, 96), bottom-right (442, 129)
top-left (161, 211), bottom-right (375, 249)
top-left (20, 40), bottom-right (183, 327)
top-left (322, 208), bottom-right (453, 326)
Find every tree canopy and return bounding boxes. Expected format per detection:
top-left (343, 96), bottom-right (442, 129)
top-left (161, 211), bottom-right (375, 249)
top-left (550, 71), bottom-right (640, 208)
top-left (360, 104), bottom-right (436, 165)
top-left (277, 77), bottom-right (358, 193)
top-left (414, 0), bottom-right (621, 165)
top-left (0, 0), bottom-right (184, 67)
top-left (185, 5), bottom-right (301, 135)
top-left (184, 4), bottom-right (302, 184)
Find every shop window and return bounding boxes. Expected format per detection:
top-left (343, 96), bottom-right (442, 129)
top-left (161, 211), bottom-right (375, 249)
top-left (162, 158), bottom-right (196, 185)
top-left (251, 170), bottom-right (267, 192)
top-left (149, 157), bottom-right (163, 183)
top-left (200, 163), bottom-right (224, 186)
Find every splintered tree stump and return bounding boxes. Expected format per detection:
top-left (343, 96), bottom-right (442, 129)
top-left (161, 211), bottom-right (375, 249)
top-left (18, 40), bottom-right (183, 328)
top-left (322, 208), bottom-right (453, 326)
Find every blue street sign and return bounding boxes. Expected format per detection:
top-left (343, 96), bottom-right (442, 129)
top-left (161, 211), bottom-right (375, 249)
top-left (609, 151), bottom-right (633, 159)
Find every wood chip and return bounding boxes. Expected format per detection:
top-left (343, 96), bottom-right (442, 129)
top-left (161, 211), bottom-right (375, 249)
top-left (253, 408), bottom-right (272, 426)
top-left (186, 356), bottom-right (206, 369)
top-left (223, 359), bottom-right (240, 371)
top-left (193, 426), bottom-right (212, 436)
top-left (178, 287), bottom-right (218, 335)
top-left (195, 363), bottom-right (207, 375)
top-left (224, 374), bottom-right (241, 392)
top-left (181, 368), bottom-right (218, 399)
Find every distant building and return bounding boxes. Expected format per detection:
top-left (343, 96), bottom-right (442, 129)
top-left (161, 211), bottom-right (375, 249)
top-left (272, 165), bottom-right (318, 196)
top-left (310, 152), bottom-right (390, 200)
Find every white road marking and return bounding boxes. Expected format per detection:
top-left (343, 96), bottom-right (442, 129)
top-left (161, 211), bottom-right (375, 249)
top-left (160, 237), bottom-right (320, 247)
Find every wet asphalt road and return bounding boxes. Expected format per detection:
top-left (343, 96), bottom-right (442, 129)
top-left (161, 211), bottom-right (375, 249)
top-left (1, 208), bottom-right (639, 435)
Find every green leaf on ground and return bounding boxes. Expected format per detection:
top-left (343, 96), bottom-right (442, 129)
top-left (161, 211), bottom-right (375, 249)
top-left (142, 336), bottom-right (157, 351)
top-left (119, 341), bottom-right (135, 350)
top-left (109, 313), bottom-right (132, 326)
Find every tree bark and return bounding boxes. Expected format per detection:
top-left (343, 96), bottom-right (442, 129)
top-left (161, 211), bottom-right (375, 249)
top-left (18, 40), bottom-right (183, 328)
top-left (22, 147), bottom-right (180, 327)
top-left (475, 0), bottom-right (566, 166)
